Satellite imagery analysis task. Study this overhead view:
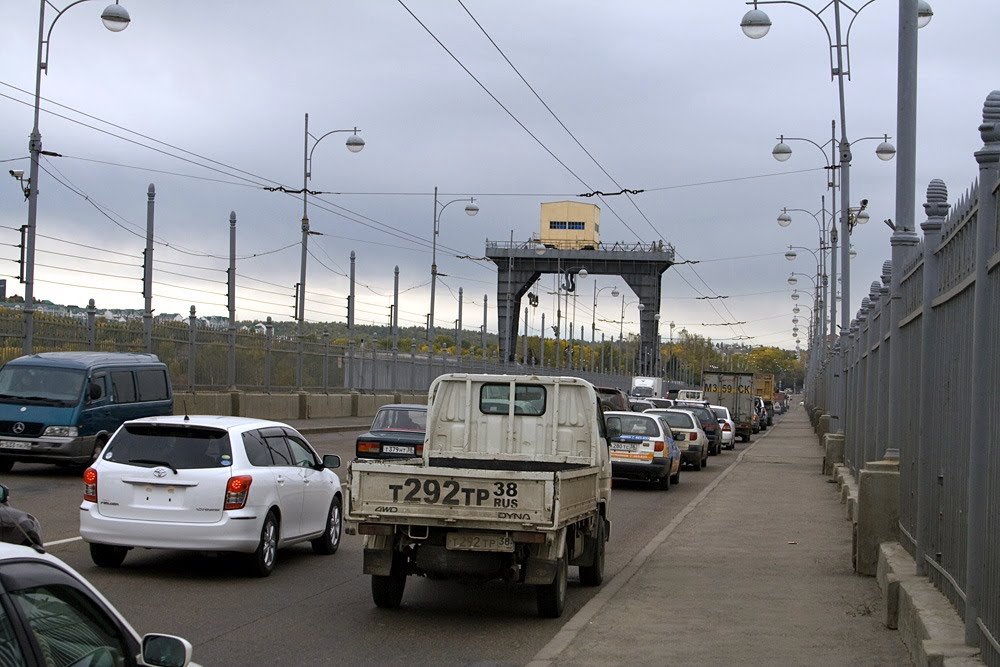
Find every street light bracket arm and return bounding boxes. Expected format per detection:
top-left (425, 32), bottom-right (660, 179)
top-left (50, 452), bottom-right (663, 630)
top-left (306, 128), bottom-right (359, 178)
top-left (843, 0), bottom-right (878, 80)
top-left (751, 0), bottom-right (836, 76)
top-left (434, 197), bottom-right (475, 234)
top-left (778, 135), bottom-right (835, 168)
top-left (42, 0), bottom-right (103, 72)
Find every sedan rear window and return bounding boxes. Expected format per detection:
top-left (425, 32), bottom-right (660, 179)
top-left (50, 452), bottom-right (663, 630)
top-left (372, 408), bottom-right (426, 432)
top-left (104, 425), bottom-right (232, 469)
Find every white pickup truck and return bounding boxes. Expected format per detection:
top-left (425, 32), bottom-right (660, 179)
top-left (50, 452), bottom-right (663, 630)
top-left (345, 373), bottom-right (613, 617)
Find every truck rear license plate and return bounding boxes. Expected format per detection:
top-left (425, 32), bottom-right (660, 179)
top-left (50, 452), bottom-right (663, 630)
top-left (446, 532), bottom-right (514, 552)
top-left (0, 441), bottom-right (31, 450)
top-left (382, 445), bottom-right (414, 455)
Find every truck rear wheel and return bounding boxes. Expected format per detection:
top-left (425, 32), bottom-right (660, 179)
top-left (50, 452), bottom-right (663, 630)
top-left (537, 553), bottom-right (568, 617)
top-left (579, 520), bottom-right (606, 587)
top-left (372, 552), bottom-right (407, 609)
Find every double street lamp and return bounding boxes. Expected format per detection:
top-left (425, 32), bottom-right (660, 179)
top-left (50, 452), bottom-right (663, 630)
top-left (18, 1), bottom-right (132, 355)
top-left (429, 188), bottom-right (478, 343)
top-left (741, 0), bottom-right (932, 437)
top-left (296, 115), bottom-right (364, 388)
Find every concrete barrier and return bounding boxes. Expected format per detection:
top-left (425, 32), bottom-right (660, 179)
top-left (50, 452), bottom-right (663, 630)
top-left (823, 433), bottom-right (845, 476)
top-left (240, 393), bottom-right (300, 421)
top-left (855, 459), bottom-right (900, 576)
top-left (306, 393), bottom-right (353, 419)
top-left (817, 413), bottom-right (832, 443)
top-left (356, 394), bottom-right (396, 418)
top-left (877, 543), bottom-right (984, 666)
top-left (172, 392), bottom-right (233, 416)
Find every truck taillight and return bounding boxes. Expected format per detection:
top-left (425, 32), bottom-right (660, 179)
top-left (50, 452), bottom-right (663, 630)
top-left (415, 444), bottom-right (424, 455)
top-left (357, 441), bottom-right (381, 453)
top-left (224, 475), bottom-right (253, 510)
top-left (83, 468), bottom-right (98, 502)
top-left (653, 441), bottom-right (665, 452)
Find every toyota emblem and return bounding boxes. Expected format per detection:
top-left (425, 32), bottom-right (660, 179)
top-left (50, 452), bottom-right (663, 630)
top-left (12, 422), bottom-right (25, 434)
top-left (153, 467), bottom-right (167, 478)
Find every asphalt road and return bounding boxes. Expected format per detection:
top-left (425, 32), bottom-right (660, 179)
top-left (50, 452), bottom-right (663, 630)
top-left (4, 427), bottom-right (760, 666)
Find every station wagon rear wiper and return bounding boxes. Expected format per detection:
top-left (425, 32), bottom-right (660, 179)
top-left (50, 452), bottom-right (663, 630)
top-left (128, 459), bottom-right (178, 474)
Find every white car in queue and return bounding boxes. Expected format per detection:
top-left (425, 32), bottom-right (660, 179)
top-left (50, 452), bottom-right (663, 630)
top-left (80, 416), bottom-right (343, 577)
top-left (643, 409), bottom-right (710, 470)
top-left (710, 405), bottom-right (737, 450)
top-left (603, 411), bottom-right (682, 489)
top-left (0, 542), bottom-right (200, 666)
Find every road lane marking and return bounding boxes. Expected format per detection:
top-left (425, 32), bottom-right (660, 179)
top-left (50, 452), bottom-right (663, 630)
top-left (527, 417), bottom-right (781, 667)
top-left (44, 536), bottom-right (83, 547)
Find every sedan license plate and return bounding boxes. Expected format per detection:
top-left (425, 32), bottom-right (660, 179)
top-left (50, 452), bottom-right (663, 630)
top-left (446, 532), bottom-right (514, 553)
top-left (609, 442), bottom-right (638, 453)
top-left (0, 440), bottom-right (31, 450)
top-left (382, 445), bottom-right (414, 455)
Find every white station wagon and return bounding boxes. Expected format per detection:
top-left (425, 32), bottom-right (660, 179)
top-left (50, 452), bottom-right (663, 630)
top-left (80, 416), bottom-right (343, 577)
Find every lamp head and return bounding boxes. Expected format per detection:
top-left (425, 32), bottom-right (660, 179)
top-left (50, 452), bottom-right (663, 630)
top-left (346, 131), bottom-right (365, 153)
top-left (740, 8), bottom-right (772, 39)
top-left (101, 3), bottom-right (131, 32)
top-left (611, 288), bottom-right (620, 298)
top-left (772, 140), bottom-right (792, 162)
top-left (917, 0), bottom-right (933, 28)
top-left (787, 275), bottom-right (797, 285)
top-left (784, 249), bottom-right (797, 261)
top-left (534, 243), bottom-right (546, 256)
top-left (875, 139), bottom-right (896, 161)
top-left (464, 199), bottom-right (479, 216)
top-left (777, 210), bottom-right (792, 227)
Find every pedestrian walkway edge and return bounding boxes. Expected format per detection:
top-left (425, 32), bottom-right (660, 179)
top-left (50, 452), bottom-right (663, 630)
top-left (526, 424), bottom-right (778, 667)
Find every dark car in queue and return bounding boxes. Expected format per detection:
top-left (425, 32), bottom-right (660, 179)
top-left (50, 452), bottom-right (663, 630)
top-left (595, 387), bottom-right (629, 412)
top-left (355, 404), bottom-right (428, 459)
top-left (673, 401), bottom-right (722, 456)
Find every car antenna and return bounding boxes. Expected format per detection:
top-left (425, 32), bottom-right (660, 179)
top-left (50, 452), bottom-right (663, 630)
top-left (183, 399), bottom-right (190, 421)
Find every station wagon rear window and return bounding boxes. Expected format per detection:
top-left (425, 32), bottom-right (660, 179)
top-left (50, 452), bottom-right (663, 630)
top-left (479, 384), bottom-right (546, 416)
top-left (606, 415), bottom-right (658, 437)
top-left (661, 412), bottom-right (697, 429)
top-left (103, 425), bottom-right (233, 469)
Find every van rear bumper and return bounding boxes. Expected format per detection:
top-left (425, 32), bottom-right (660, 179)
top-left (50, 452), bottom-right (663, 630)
top-left (0, 435), bottom-right (96, 465)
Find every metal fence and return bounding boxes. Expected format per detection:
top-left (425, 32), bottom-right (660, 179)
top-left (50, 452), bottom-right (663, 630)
top-left (0, 305), bottom-right (651, 394)
top-left (808, 93), bottom-right (1000, 665)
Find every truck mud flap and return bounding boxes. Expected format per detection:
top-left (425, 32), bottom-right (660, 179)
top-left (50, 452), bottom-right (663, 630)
top-left (363, 534), bottom-right (394, 576)
top-left (524, 529), bottom-right (566, 585)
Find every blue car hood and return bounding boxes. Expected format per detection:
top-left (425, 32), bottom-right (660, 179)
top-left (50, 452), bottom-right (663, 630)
top-left (0, 402), bottom-right (78, 426)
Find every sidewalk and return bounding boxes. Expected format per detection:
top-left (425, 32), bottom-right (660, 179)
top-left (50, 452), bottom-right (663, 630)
top-left (534, 406), bottom-right (910, 666)
top-left (283, 416), bottom-right (372, 435)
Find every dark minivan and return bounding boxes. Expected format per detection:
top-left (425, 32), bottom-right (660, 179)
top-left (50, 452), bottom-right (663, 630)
top-left (0, 352), bottom-right (172, 472)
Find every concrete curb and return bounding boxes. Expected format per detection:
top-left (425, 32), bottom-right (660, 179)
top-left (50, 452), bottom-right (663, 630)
top-left (877, 542), bottom-right (985, 667)
top-left (295, 423), bottom-right (370, 435)
top-left (526, 415), bottom-right (780, 667)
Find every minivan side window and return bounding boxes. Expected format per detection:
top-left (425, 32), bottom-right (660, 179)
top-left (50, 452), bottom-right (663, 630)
top-left (87, 373), bottom-right (108, 403)
top-left (110, 371), bottom-right (136, 404)
top-left (136, 369), bottom-right (169, 401)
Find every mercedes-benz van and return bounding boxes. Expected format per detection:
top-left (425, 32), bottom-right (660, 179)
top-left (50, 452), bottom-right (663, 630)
top-left (0, 352), bottom-right (172, 472)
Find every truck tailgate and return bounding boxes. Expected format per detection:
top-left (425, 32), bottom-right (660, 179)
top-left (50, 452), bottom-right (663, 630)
top-left (347, 462), bottom-right (599, 530)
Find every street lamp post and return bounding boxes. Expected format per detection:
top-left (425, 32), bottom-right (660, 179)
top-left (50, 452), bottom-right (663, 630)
top-left (591, 284), bottom-right (620, 344)
top-left (297, 114), bottom-right (364, 389)
top-left (619, 297), bottom-right (644, 374)
top-left (429, 187), bottom-right (478, 343)
top-left (20, 1), bottom-right (132, 355)
top-left (742, 0), bottom-right (931, 437)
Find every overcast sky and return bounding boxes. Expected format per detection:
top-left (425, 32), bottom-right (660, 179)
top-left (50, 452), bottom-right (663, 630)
top-left (1, 1), bottom-right (997, 349)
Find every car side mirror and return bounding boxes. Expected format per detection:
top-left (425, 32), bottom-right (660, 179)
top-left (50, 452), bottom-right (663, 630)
top-left (89, 382), bottom-right (102, 401)
top-left (322, 454), bottom-right (341, 470)
top-left (0, 484), bottom-right (8, 504)
top-left (141, 634), bottom-right (193, 667)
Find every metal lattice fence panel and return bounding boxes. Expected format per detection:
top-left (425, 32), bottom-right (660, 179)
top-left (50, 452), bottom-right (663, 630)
top-left (896, 313), bottom-right (921, 554)
top-left (983, 263), bottom-right (1000, 667)
top-left (925, 283), bottom-right (974, 615)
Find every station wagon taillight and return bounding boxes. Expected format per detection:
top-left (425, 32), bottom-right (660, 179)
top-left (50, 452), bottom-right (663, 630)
top-left (224, 475), bottom-right (253, 510)
top-left (83, 468), bottom-right (98, 502)
top-left (357, 441), bottom-right (381, 453)
top-left (689, 433), bottom-right (698, 441)
top-left (653, 441), bottom-right (665, 452)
